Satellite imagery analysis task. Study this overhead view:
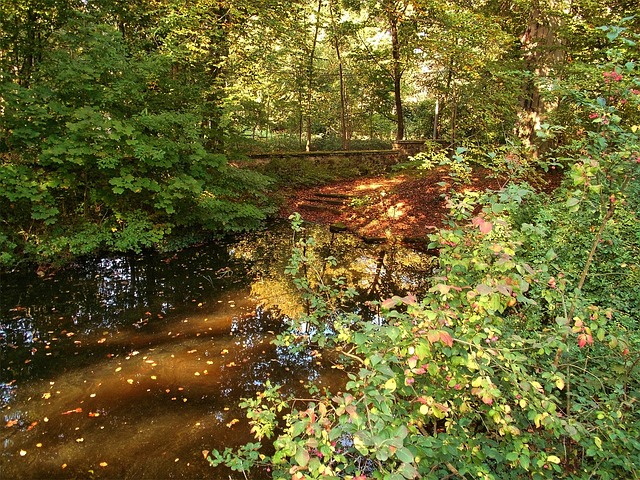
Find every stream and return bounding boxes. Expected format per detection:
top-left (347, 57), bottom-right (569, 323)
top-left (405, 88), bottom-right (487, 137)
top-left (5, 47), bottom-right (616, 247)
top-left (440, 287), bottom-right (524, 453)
top-left (0, 222), bottom-right (434, 479)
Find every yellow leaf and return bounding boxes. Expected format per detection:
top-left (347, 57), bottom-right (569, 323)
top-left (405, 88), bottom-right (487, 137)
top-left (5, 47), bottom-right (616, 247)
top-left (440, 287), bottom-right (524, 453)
top-left (202, 450), bottom-right (209, 459)
top-left (150, 375), bottom-right (157, 380)
top-left (42, 392), bottom-right (51, 399)
top-left (127, 379), bottom-right (134, 384)
top-left (384, 378), bottom-right (397, 392)
top-left (226, 418), bottom-right (240, 428)
top-left (419, 404), bottom-right (429, 415)
top-left (19, 450), bottom-right (27, 456)
top-left (115, 367), bottom-right (122, 373)
top-left (555, 378), bottom-right (565, 390)
top-left (546, 455), bottom-right (561, 464)
top-left (99, 462), bottom-right (108, 467)
top-left (594, 436), bottom-right (603, 449)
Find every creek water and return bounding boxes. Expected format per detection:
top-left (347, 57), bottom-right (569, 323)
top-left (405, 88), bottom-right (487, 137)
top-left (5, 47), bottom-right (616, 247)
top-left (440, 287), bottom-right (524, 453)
top-left (0, 222), bottom-right (434, 479)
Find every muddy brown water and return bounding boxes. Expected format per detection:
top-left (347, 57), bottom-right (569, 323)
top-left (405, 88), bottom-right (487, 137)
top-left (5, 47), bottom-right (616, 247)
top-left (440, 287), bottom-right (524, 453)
top-left (0, 223), bottom-right (434, 479)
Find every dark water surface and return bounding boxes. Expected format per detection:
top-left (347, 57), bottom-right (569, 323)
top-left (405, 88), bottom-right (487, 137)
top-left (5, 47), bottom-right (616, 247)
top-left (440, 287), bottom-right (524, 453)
top-left (1, 223), bottom-right (433, 479)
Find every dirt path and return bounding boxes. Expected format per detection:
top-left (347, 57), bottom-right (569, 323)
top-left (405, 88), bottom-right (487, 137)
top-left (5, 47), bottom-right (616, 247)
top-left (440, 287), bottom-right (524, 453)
top-left (278, 166), bottom-right (563, 241)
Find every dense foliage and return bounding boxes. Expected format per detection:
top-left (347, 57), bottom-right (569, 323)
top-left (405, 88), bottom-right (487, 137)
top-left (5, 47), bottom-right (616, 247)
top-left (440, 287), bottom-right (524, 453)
top-left (2, 0), bottom-right (639, 266)
top-left (208, 25), bottom-right (640, 480)
top-left (0, 2), bottom-right (275, 266)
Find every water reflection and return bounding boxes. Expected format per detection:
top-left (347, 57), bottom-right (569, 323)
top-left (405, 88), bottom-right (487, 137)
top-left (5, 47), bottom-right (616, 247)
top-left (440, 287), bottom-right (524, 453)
top-left (0, 222), bottom-right (434, 479)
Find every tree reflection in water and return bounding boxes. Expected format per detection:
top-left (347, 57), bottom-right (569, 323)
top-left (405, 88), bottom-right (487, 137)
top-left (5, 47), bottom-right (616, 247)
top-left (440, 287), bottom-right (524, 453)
top-left (0, 221), bottom-right (434, 479)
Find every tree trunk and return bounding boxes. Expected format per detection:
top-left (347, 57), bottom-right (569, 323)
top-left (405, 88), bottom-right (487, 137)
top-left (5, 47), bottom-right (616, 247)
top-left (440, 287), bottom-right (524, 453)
top-left (389, 10), bottom-right (404, 141)
top-left (329, 0), bottom-right (349, 150)
top-left (305, 0), bottom-right (323, 152)
top-left (432, 98), bottom-right (439, 140)
top-left (517, 6), bottom-right (564, 149)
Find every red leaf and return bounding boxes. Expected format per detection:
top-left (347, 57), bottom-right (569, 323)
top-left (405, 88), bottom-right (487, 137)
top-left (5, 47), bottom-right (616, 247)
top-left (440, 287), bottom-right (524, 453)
top-left (472, 216), bottom-right (493, 234)
top-left (578, 334), bottom-right (587, 348)
top-left (62, 408), bottom-right (83, 415)
top-left (439, 331), bottom-right (454, 347)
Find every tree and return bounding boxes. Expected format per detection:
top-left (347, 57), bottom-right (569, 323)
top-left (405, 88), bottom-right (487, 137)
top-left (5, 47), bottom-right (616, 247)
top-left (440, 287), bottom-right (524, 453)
top-left (0, 4), bottom-right (274, 266)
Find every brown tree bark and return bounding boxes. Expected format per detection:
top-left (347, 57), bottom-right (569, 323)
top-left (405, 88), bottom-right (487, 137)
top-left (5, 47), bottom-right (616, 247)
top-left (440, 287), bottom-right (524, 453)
top-left (517, 6), bottom-right (564, 149)
top-left (389, 8), bottom-right (404, 141)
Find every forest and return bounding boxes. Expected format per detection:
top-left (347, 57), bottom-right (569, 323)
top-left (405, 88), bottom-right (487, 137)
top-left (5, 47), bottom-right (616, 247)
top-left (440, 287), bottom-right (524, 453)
top-left (1, 0), bottom-right (639, 479)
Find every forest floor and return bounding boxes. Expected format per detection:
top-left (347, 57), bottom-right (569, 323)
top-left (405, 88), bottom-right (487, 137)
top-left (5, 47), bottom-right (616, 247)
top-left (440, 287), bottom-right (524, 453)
top-left (278, 166), bottom-right (564, 242)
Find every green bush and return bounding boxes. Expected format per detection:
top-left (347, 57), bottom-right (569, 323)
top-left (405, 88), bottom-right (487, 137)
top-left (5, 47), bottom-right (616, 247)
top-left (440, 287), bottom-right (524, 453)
top-left (207, 26), bottom-right (640, 480)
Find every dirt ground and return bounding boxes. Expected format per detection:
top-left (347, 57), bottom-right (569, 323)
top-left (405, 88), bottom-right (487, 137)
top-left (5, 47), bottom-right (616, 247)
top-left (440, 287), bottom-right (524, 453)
top-left (278, 166), bottom-right (564, 241)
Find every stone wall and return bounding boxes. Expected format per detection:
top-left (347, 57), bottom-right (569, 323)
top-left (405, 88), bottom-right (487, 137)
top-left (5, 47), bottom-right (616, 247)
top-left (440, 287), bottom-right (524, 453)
top-left (240, 149), bottom-right (400, 172)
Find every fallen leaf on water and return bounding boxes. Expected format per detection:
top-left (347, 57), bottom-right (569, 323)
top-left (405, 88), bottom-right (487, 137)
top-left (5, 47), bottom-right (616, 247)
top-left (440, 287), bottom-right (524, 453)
top-left (226, 419), bottom-right (239, 428)
top-left (75, 438), bottom-right (84, 443)
top-left (36, 443), bottom-right (43, 448)
top-left (220, 349), bottom-right (228, 355)
top-left (20, 450), bottom-right (27, 456)
top-left (206, 361), bottom-right (214, 365)
top-left (150, 375), bottom-right (157, 380)
top-left (6, 420), bottom-right (18, 428)
top-left (194, 372), bottom-right (200, 376)
top-left (127, 379), bottom-right (134, 384)
top-left (201, 450), bottom-right (209, 459)
top-left (62, 408), bottom-right (83, 415)
top-left (99, 462), bottom-right (108, 467)
top-left (62, 464), bottom-right (67, 469)
top-left (42, 392), bottom-right (51, 399)
top-left (43, 417), bottom-right (49, 422)
top-left (88, 412), bottom-right (100, 417)
top-left (27, 421), bottom-right (38, 431)
top-left (187, 349), bottom-right (197, 354)
top-left (97, 338), bottom-right (106, 344)
top-left (89, 393), bottom-right (96, 398)
top-left (226, 362), bottom-right (236, 368)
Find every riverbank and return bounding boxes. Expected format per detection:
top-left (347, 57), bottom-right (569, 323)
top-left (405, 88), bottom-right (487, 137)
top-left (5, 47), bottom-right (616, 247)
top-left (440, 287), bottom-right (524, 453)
top-left (278, 166), bottom-right (564, 241)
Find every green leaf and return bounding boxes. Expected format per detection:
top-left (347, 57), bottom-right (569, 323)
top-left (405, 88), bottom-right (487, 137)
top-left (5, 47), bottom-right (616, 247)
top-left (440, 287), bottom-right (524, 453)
top-left (396, 447), bottom-right (414, 463)
top-left (294, 446), bottom-right (309, 467)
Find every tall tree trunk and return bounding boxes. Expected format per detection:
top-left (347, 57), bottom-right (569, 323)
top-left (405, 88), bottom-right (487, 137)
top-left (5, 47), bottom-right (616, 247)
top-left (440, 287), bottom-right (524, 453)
top-left (329, 0), bottom-right (349, 150)
top-left (517, 6), bottom-right (564, 150)
top-left (305, 0), bottom-right (323, 152)
top-left (432, 98), bottom-right (439, 140)
top-left (389, 10), bottom-right (404, 141)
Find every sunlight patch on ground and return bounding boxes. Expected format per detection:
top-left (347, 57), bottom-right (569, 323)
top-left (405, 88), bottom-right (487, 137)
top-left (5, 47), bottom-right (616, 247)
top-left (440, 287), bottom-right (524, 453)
top-left (352, 176), bottom-right (405, 192)
top-left (387, 202), bottom-right (407, 219)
